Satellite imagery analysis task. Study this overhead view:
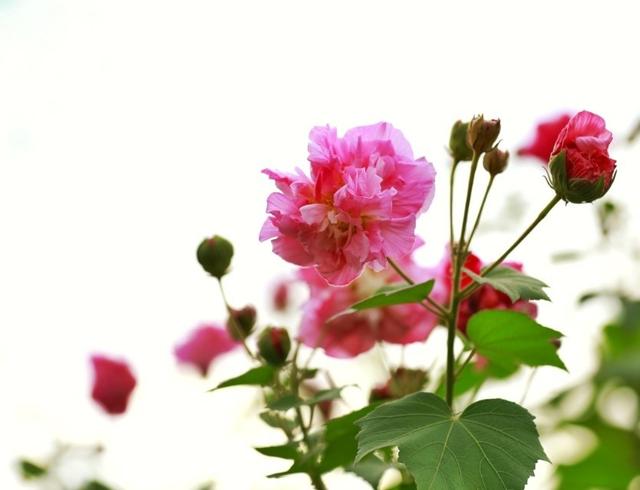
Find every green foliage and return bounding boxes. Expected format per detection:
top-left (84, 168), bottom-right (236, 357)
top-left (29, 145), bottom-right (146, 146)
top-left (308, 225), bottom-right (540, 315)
top-left (356, 392), bottom-right (547, 490)
top-left (467, 310), bottom-right (566, 371)
top-left (80, 481), bottom-right (113, 490)
top-left (209, 365), bottom-right (276, 391)
top-left (259, 411), bottom-right (298, 433)
top-left (267, 387), bottom-right (347, 411)
top-left (18, 459), bottom-right (47, 479)
top-left (555, 416), bottom-right (640, 489)
top-left (333, 280), bottom-right (435, 319)
top-left (464, 267), bottom-right (550, 302)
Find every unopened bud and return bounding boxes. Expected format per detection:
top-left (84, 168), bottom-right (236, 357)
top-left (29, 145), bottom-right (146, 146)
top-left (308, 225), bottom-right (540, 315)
top-left (483, 148), bottom-right (509, 176)
top-left (257, 327), bottom-right (291, 367)
top-left (196, 235), bottom-right (234, 279)
top-left (467, 115), bottom-right (501, 154)
top-left (226, 305), bottom-right (257, 340)
top-left (449, 120), bottom-right (473, 162)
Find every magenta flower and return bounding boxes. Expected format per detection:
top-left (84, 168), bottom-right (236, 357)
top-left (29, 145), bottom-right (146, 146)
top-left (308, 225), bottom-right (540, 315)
top-left (518, 113), bottom-right (572, 163)
top-left (430, 248), bottom-right (538, 334)
top-left (174, 324), bottom-right (239, 376)
top-left (90, 354), bottom-right (137, 415)
top-left (298, 255), bottom-right (439, 358)
top-left (552, 111), bottom-right (616, 187)
top-left (260, 122), bottom-right (436, 286)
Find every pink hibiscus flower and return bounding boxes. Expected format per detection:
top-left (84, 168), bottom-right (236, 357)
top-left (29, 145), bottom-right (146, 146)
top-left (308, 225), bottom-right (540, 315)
top-left (260, 122), bottom-right (436, 286)
top-left (174, 324), bottom-right (239, 376)
top-left (90, 354), bottom-right (137, 415)
top-left (298, 255), bottom-right (439, 358)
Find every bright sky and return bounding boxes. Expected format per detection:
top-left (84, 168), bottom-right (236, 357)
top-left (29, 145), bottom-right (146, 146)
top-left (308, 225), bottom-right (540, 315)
top-left (1, 1), bottom-right (639, 488)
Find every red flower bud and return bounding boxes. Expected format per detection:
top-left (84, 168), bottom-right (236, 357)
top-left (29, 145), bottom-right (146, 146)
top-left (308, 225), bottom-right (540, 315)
top-left (226, 305), bottom-right (257, 340)
top-left (257, 327), bottom-right (291, 367)
top-left (272, 281), bottom-right (290, 312)
top-left (548, 111), bottom-right (616, 203)
top-left (90, 355), bottom-right (137, 415)
top-left (196, 235), bottom-right (234, 278)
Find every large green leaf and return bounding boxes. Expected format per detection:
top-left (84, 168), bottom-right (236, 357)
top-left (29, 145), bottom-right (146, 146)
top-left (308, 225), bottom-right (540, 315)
top-left (464, 267), bottom-right (550, 302)
top-left (209, 365), bottom-right (275, 391)
top-left (356, 392), bottom-right (548, 490)
top-left (333, 280), bottom-right (435, 319)
top-left (467, 310), bottom-right (566, 371)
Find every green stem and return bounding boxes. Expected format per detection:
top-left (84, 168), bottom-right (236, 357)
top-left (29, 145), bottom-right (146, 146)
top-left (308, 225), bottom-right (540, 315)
top-left (464, 175), bottom-right (495, 255)
top-left (519, 368), bottom-right (538, 405)
top-left (459, 194), bottom-right (562, 299)
top-left (310, 473), bottom-right (328, 490)
top-left (454, 348), bottom-right (476, 379)
top-left (446, 151), bottom-right (481, 407)
top-left (217, 279), bottom-right (256, 360)
top-left (387, 257), bottom-right (448, 317)
top-left (449, 159), bottom-right (460, 248)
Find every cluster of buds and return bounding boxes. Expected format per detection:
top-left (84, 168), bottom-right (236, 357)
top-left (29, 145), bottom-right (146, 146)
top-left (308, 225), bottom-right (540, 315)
top-left (197, 234), bottom-right (292, 368)
top-left (449, 115), bottom-right (509, 177)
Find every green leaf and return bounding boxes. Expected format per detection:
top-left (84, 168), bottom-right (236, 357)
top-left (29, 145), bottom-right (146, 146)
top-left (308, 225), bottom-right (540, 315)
top-left (80, 481), bottom-right (113, 490)
top-left (317, 403), bottom-right (379, 474)
top-left (349, 454), bottom-right (391, 487)
top-left (467, 310), bottom-right (566, 371)
top-left (255, 442), bottom-right (301, 460)
top-left (209, 365), bottom-right (275, 391)
top-left (356, 392), bottom-right (548, 490)
top-left (267, 387), bottom-right (347, 411)
top-left (18, 459), bottom-right (47, 480)
top-left (259, 411), bottom-right (297, 433)
top-left (333, 280), bottom-right (435, 319)
top-left (464, 267), bottom-right (550, 302)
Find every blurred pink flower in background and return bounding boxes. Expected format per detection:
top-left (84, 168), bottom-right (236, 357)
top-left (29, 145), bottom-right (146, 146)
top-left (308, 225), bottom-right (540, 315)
top-left (260, 122), bottom-right (436, 286)
top-left (174, 324), bottom-right (239, 376)
top-left (90, 355), bottom-right (137, 415)
top-left (297, 254), bottom-right (439, 358)
top-left (430, 248), bottom-right (538, 333)
top-left (552, 110), bottom-right (616, 187)
top-left (272, 279), bottom-right (291, 312)
top-left (518, 113), bottom-right (572, 163)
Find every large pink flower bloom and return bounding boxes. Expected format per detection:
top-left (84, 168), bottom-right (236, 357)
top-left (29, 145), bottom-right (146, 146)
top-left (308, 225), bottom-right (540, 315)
top-left (260, 122), bottom-right (436, 286)
top-left (298, 256), bottom-right (439, 358)
top-left (431, 248), bottom-right (538, 334)
top-left (174, 324), bottom-right (239, 376)
top-left (518, 113), bottom-right (572, 163)
top-left (552, 110), bottom-right (616, 187)
top-left (90, 354), bottom-right (137, 415)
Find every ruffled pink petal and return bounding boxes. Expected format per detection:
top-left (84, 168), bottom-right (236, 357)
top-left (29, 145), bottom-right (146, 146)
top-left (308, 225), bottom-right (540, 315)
top-left (272, 236), bottom-right (314, 266)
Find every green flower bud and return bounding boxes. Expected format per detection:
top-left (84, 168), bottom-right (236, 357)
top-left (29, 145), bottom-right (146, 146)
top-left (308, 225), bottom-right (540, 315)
top-left (257, 327), bottom-right (291, 367)
top-left (483, 148), bottom-right (509, 176)
top-left (449, 120), bottom-right (473, 162)
top-left (467, 115), bottom-right (501, 154)
top-left (226, 305), bottom-right (257, 340)
top-left (548, 151), bottom-right (610, 204)
top-left (196, 235), bottom-right (234, 278)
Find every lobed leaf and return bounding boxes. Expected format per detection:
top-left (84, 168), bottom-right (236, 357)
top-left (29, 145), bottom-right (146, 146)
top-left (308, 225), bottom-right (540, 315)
top-left (356, 392), bottom-right (548, 490)
top-left (464, 267), bottom-right (550, 302)
top-left (467, 310), bottom-right (566, 371)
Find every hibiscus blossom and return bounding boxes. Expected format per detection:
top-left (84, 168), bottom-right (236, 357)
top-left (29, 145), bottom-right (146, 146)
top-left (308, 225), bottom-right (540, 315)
top-left (261, 122), bottom-right (436, 286)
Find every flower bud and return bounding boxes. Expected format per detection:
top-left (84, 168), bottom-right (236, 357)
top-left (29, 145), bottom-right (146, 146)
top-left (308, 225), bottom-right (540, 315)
top-left (448, 120), bottom-right (473, 162)
top-left (467, 115), bottom-right (501, 154)
top-left (226, 305), bottom-right (257, 340)
top-left (483, 148), bottom-right (509, 176)
top-left (257, 327), bottom-right (291, 367)
top-left (196, 235), bottom-right (234, 278)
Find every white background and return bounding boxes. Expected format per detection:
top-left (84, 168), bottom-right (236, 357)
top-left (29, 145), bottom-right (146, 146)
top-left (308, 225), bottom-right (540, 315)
top-left (1, 1), bottom-right (640, 488)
